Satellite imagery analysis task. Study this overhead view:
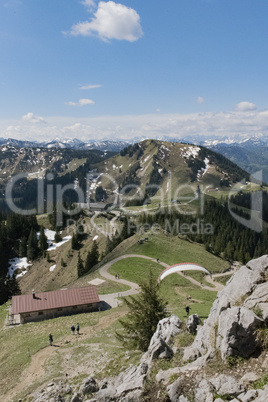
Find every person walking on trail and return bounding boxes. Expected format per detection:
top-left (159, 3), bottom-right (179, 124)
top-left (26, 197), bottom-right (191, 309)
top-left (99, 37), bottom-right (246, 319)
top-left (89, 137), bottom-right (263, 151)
top-left (49, 333), bottom-right (53, 346)
top-left (185, 305), bottom-right (191, 316)
top-left (156, 258), bottom-right (159, 263)
top-left (71, 325), bottom-right (75, 334)
top-left (76, 323), bottom-right (80, 335)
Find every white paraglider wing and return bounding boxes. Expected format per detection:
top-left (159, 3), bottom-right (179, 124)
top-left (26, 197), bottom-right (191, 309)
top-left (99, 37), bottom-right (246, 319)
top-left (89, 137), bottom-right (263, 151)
top-left (158, 263), bottom-right (211, 283)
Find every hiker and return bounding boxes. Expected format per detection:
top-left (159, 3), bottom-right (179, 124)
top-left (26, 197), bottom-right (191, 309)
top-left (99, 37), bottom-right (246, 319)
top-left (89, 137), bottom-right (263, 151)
top-left (71, 324), bottom-right (75, 334)
top-left (76, 323), bottom-right (80, 335)
top-left (118, 274), bottom-right (120, 279)
top-left (185, 306), bottom-right (191, 316)
top-left (49, 333), bottom-right (53, 346)
top-left (156, 258), bottom-right (159, 263)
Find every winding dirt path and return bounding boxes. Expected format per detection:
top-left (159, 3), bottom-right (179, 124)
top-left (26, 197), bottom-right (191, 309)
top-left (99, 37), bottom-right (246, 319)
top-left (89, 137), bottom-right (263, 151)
top-left (4, 311), bottom-right (125, 402)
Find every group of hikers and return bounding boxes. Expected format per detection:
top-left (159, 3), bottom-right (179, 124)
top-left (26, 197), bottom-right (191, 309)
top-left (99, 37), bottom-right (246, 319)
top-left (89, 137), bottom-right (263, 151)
top-left (115, 273), bottom-right (120, 279)
top-left (71, 323), bottom-right (80, 335)
top-left (48, 323), bottom-right (80, 346)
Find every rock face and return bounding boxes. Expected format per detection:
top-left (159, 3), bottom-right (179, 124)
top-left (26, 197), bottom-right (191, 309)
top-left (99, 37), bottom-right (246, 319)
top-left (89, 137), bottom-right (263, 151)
top-left (142, 314), bottom-right (182, 364)
top-left (189, 255), bottom-right (268, 359)
top-left (186, 314), bottom-right (201, 334)
top-left (216, 306), bottom-right (263, 359)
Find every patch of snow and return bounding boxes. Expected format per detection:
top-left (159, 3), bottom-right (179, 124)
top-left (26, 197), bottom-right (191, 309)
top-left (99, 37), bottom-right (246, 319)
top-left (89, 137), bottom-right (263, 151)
top-left (93, 235), bottom-right (99, 241)
top-left (143, 155), bottom-right (151, 163)
top-left (49, 264), bottom-right (56, 272)
top-left (181, 146), bottom-right (200, 159)
top-left (47, 235), bottom-right (72, 251)
top-left (197, 157), bottom-right (210, 181)
top-left (7, 257), bottom-right (32, 278)
top-left (36, 229), bottom-right (56, 243)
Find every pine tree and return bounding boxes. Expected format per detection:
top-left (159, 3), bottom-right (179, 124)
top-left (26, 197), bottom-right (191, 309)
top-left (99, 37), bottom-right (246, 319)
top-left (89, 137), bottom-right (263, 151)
top-left (27, 228), bottom-right (39, 261)
top-left (77, 252), bottom-right (84, 277)
top-left (71, 232), bottom-right (79, 250)
top-left (54, 227), bottom-right (62, 243)
top-left (84, 241), bottom-right (99, 273)
top-left (19, 236), bottom-right (27, 257)
top-left (90, 240), bottom-right (99, 266)
top-left (39, 225), bottom-right (48, 253)
top-left (116, 270), bottom-right (169, 351)
top-left (105, 236), bottom-right (113, 255)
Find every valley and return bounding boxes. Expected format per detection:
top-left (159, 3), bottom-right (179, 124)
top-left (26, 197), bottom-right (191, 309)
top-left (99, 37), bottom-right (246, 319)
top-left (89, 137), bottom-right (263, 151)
top-left (0, 139), bottom-right (267, 401)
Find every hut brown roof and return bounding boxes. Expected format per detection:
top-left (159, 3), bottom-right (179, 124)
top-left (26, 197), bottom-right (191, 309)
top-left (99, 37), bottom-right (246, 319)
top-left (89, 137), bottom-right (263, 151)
top-left (12, 286), bottom-right (100, 315)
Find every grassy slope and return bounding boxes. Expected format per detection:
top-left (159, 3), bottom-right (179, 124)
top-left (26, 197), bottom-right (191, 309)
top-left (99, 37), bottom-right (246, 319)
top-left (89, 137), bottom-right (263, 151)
top-left (123, 232), bottom-right (229, 273)
top-left (108, 257), bottom-right (217, 319)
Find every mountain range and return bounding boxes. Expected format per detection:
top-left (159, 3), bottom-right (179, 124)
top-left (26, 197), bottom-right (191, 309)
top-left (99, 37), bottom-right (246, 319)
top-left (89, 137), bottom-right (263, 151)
top-left (1, 133), bottom-right (268, 182)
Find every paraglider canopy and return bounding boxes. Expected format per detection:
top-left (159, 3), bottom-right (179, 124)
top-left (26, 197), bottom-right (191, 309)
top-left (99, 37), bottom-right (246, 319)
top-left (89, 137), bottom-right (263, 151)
top-left (157, 263), bottom-right (211, 283)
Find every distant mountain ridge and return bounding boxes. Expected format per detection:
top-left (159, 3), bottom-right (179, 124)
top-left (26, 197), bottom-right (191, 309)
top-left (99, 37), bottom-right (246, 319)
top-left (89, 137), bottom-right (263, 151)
top-left (1, 134), bottom-right (268, 181)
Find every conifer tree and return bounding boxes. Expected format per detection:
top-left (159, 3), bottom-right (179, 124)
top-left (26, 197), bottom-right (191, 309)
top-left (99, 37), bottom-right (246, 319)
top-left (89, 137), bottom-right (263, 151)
top-left (54, 227), bottom-right (62, 243)
top-left (27, 228), bottom-right (39, 261)
top-left (39, 225), bottom-right (48, 253)
top-left (71, 231), bottom-right (79, 250)
top-left (105, 235), bottom-right (113, 255)
top-left (84, 241), bottom-right (99, 273)
top-left (19, 236), bottom-right (27, 257)
top-left (77, 252), bottom-right (84, 277)
top-left (116, 270), bottom-right (168, 351)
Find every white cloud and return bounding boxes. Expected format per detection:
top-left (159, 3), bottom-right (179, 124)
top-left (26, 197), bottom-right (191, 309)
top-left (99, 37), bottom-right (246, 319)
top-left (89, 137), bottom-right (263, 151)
top-left (69, 1), bottom-right (143, 42)
top-left (66, 98), bottom-right (95, 106)
top-left (22, 112), bottom-right (45, 123)
top-left (79, 84), bottom-right (101, 90)
top-left (81, 0), bottom-right (96, 10)
top-left (236, 101), bottom-right (257, 112)
top-left (196, 96), bottom-right (204, 104)
top-left (2, 108), bottom-right (268, 143)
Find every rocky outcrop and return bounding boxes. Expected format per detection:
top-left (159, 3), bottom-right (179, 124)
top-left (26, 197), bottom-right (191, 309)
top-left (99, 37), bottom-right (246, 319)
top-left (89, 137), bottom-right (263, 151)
top-left (189, 255), bottom-right (268, 359)
top-left (216, 306), bottom-right (263, 359)
top-left (141, 314), bottom-right (182, 365)
top-left (186, 313), bottom-right (201, 334)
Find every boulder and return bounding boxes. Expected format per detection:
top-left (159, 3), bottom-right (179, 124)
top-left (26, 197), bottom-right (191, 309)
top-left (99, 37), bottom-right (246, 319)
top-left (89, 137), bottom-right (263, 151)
top-left (166, 378), bottom-right (182, 402)
top-left (80, 377), bottom-right (99, 395)
top-left (186, 314), bottom-right (201, 334)
top-left (216, 306), bottom-right (263, 359)
top-left (194, 379), bottom-right (214, 402)
top-left (115, 362), bottom-right (148, 397)
top-left (237, 389), bottom-right (258, 402)
top-left (71, 393), bottom-right (82, 402)
top-left (209, 374), bottom-right (245, 397)
top-left (240, 372), bottom-right (259, 386)
top-left (182, 347), bottom-right (201, 363)
top-left (255, 384), bottom-right (268, 401)
top-left (91, 386), bottom-right (116, 401)
top-left (142, 315), bottom-right (181, 364)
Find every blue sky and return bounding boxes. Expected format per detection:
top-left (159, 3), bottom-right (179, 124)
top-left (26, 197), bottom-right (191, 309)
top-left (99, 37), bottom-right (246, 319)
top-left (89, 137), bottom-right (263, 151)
top-left (1, 0), bottom-right (268, 141)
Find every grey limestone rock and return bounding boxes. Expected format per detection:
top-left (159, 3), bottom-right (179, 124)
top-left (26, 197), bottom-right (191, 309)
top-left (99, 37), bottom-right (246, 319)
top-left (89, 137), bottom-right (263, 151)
top-left (166, 378), bottom-right (182, 402)
top-left (183, 347), bottom-right (201, 363)
top-left (80, 377), bottom-right (99, 395)
top-left (238, 389), bottom-right (258, 402)
top-left (216, 306), bottom-right (263, 359)
top-left (186, 314), bottom-right (201, 334)
top-left (190, 255), bottom-right (268, 358)
top-left (209, 374), bottom-right (245, 397)
top-left (194, 379), bottom-right (214, 402)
